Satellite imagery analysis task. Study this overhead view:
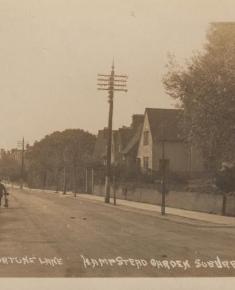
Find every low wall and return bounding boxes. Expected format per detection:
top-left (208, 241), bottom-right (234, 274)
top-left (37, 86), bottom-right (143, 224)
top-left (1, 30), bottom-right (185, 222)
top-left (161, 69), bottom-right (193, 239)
top-left (93, 184), bottom-right (235, 217)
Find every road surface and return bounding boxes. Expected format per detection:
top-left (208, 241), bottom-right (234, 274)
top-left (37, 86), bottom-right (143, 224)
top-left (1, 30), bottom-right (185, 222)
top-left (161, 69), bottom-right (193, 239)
top-left (0, 188), bottom-right (235, 277)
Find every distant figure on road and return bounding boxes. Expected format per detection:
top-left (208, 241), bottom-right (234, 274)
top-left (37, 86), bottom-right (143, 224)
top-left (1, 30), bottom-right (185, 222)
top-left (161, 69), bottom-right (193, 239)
top-left (0, 180), bottom-right (9, 207)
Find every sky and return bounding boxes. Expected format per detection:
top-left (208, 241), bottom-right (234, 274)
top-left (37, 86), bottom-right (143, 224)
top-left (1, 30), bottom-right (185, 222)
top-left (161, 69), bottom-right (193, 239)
top-left (0, 0), bottom-right (234, 149)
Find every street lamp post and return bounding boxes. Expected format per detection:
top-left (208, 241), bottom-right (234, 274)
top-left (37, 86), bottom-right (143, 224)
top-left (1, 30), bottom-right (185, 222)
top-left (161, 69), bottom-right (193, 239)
top-left (161, 138), bottom-right (166, 215)
top-left (63, 146), bottom-right (70, 195)
top-left (160, 123), bottom-right (166, 215)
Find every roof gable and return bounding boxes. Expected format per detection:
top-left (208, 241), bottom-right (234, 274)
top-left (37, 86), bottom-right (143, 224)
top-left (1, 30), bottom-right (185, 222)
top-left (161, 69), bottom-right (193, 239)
top-left (122, 124), bottom-right (143, 154)
top-left (145, 108), bottom-right (183, 142)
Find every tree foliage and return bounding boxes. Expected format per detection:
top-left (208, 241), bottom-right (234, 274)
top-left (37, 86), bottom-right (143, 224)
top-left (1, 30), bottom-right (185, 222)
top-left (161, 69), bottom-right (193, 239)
top-left (0, 151), bottom-right (21, 181)
top-left (163, 23), bottom-right (235, 171)
top-left (25, 129), bottom-right (96, 190)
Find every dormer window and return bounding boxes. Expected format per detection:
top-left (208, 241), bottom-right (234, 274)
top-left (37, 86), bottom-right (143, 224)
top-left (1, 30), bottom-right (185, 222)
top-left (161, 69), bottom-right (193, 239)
top-left (143, 131), bottom-right (149, 145)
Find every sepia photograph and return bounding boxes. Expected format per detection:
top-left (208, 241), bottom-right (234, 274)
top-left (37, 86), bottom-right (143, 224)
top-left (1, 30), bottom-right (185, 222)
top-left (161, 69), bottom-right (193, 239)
top-left (0, 0), bottom-right (235, 289)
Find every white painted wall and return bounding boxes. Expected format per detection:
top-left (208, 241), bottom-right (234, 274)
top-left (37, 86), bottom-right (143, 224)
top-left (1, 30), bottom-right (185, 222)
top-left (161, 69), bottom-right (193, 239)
top-left (137, 113), bottom-right (153, 170)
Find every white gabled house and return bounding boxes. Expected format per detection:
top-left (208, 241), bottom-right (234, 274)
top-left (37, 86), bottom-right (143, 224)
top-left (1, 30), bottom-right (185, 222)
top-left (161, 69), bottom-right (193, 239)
top-left (137, 108), bottom-right (204, 174)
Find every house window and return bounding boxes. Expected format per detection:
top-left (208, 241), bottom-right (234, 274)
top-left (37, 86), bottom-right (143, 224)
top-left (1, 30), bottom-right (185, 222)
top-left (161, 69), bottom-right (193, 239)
top-left (143, 157), bottom-right (149, 170)
top-left (143, 131), bottom-right (149, 145)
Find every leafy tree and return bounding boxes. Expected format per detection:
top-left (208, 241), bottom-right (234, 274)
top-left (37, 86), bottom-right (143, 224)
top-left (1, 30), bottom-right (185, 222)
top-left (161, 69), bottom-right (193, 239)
top-left (163, 23), bottom-right (235, 171)
top-left (25, 129), bottom-right (96, 190)
top-left (0, 150), bottom-right (21, 182)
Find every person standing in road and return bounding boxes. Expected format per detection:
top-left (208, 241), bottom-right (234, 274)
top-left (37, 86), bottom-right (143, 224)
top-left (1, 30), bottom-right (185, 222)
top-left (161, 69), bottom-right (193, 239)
top-left (0, 179), bottom-right (8, 207)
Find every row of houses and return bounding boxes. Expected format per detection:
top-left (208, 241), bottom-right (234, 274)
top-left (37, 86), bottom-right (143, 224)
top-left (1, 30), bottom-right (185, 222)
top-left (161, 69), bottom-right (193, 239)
top-left (0, 148), bottom-right (23, 163)
top-left (93, 108), bottom-right (205, 176)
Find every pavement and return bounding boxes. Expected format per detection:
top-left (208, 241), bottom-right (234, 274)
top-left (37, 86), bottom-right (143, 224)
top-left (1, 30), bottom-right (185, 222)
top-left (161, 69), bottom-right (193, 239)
top-left (25, 187), bottom-right (235, 226)
top-left (76, 193), bottom-right (235, 226)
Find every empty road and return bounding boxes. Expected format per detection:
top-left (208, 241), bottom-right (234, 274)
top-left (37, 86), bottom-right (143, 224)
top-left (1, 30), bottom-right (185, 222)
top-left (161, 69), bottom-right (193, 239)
top-left (0, 188), bottom-right (235, 277)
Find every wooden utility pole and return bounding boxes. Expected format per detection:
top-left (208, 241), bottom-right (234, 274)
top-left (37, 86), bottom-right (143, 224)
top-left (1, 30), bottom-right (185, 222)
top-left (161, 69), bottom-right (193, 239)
top-left (17, 137), bottom-right (25, 189)
top-left (97, 62), bottom-right (128, 203)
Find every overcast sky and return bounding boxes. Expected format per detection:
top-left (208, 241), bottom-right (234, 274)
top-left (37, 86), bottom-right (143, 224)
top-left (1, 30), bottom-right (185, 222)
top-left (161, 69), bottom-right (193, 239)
top-left (0, 0), bottom-right (234, 148)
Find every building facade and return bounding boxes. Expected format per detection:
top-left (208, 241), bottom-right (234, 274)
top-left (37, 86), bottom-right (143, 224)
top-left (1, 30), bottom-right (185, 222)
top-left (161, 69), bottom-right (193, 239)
top-left (137, 108), bottom-right (205, 174)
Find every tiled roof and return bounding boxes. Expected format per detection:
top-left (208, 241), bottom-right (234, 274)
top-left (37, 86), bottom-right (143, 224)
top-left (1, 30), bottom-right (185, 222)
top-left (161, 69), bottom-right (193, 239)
top-left (122, 124), bottom-right (143, 154)
top-left (145, 108), bottom-right (183, 142)
top-left (117, 127), bottom-right (133, 150)
top-left (93, 114), bottom-right (145, 161)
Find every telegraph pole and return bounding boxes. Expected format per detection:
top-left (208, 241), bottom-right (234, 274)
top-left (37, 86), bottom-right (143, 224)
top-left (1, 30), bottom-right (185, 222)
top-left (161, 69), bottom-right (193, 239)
top-left (17, 137), bottom-right (25, 189)
top-left (97, 61), bottom-right (128, 203)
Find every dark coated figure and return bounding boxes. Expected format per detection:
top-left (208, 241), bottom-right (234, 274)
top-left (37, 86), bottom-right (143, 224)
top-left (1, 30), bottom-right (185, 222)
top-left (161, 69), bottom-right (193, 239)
top-left (0, 180), bottom-right (8, 207)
